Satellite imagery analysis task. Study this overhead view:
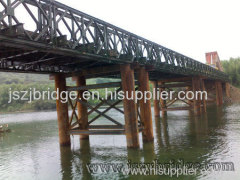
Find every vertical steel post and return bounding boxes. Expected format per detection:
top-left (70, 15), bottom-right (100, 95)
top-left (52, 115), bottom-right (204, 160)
top-left (200, 78), bottom-right (207, 113)
top-left (192, 77), bottom-right (201, 115)
top-left (120, 64), bottom-right (139, 148)
top-left (215, 81), bottom-right (223, 106)
top-left (138, 67), bottom-right (154, 142)
top-left (186, 86), bottom-right (193, 107)
top-left (152, 81), bottom-right (160, 117)
top-left (55, 74), bottom-right (71, 146)
top-left (76, 76), bottom-right (89, 140)
top-left (225, 82), bottom-right (231, 98)
top-left (159, 82), bottom-right (167, 117)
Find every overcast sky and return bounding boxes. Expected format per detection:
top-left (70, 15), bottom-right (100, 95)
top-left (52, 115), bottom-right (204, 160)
top-left (56, 0), bottom-right (240, 63)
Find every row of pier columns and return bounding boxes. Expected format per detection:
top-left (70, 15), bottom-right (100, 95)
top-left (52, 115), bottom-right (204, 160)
top-left (152, 77), bottom-right (225, 117)
top-left (53, 65), bottom-right (227, 148)
top-left (53, 64), bottom-right (154, 148)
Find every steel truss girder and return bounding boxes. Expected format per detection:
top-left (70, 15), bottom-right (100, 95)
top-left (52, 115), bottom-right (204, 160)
top-left (0, 0), bottom-right (228, 81)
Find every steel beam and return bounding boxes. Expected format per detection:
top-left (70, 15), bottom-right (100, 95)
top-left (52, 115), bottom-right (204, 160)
top-left (67, 82), bottom-right (121, 91)
top-left (158, 82), bottom-right (191, 88)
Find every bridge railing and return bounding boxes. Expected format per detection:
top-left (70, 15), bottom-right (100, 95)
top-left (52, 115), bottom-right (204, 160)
top-left (0, 0), bottom-right (228, 80)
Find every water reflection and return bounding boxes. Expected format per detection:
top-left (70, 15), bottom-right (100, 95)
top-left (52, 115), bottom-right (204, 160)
top-left (154, 117), bottom-right (164, 148)
top-left (154, 116), bottom-right (170, 148)
top-left (152, 106), bottom-right (232, 178)
top-left (79, 140), bottom-right (92, 180)
top-left (127, 147), bottom-right (141, 163)
top-left (1, 105), bottom-right (239, 179)
top-left (143, 141), bottom-right (156, 163)
top-left (60, 146), bottom-right (73, 180)
top-left (162, 117), bottom-right (170, 148)
top-left (189, 111), bottom-right (209, 139)
top-left (60, 140), bottom-right (93, 180)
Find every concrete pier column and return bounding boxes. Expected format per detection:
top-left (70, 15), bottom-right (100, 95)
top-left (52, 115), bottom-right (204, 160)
top-left (215, 81), bottom-right (223, 106)
top-left (159, 82), bottom-right (167, 118)
top-left (200, 79), bottom-right (207, 113)
top-left (76, 76), bottom-right (89, 140)
top-left (186, 86), bottom-right (193, 107)
top-left (225, 82), bottom-right (230, 98)
top-left (138, 67), bottom-right (154, 142)
top-left (55, 74), bottom-right (71, 146)
top-left (192, 77), bottom-right (201, 115)
top-left (152, 81), bottom-right (160, 117)
top-left (120, 64), bottom-right (139, 148)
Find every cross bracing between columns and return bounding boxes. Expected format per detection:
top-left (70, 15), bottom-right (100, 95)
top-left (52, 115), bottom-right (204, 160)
top-left (66, 81), bottom-right (143, 135)
top-left (157, 81), bottom-right (193, 115)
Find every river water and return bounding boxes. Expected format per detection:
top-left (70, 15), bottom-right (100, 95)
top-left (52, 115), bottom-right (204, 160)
top-left (0, 104), bottom-right (240, 180)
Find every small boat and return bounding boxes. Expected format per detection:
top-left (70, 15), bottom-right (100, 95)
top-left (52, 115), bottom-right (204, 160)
top-left (0, 124), bottom-right (11, 133)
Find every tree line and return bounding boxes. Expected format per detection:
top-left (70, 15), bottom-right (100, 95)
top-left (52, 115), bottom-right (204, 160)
top-left (0, 78), bottom-right (120, 113)
top-left (222, 57), bottom-right (240, 87)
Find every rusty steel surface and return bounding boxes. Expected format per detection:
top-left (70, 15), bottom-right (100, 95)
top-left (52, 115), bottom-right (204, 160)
top-left (138, 67), bottom-right (154, 142)
top-left (0, 0), bottom-right (228, 81)
top-left (152, 81), bottom-right (160, 117)
top-left (120, 64), bottom-right (140, 148)
top-left (54, 74), bottom-right (71, 146)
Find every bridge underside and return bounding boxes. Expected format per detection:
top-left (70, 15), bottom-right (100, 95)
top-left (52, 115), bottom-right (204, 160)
top-left (0, 35), bottom-right (194, 81)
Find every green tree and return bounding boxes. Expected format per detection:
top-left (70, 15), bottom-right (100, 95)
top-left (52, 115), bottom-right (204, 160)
top-left (222, 57), bottom-right (240, 87)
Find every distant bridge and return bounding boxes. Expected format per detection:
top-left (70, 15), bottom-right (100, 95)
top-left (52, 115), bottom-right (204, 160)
top-left (0, 0), bottom-right (230, 148)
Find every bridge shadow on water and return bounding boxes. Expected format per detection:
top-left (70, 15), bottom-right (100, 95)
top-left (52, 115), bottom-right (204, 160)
top-left (58, 105), bottom-right (233, 180)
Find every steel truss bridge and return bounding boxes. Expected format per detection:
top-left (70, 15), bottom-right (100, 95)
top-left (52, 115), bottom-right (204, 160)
top-left (0, 0), bottom-right (228, 81)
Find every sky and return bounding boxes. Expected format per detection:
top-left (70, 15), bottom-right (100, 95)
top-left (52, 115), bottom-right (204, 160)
top-left (56, 0), bottom-right (240, 63)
